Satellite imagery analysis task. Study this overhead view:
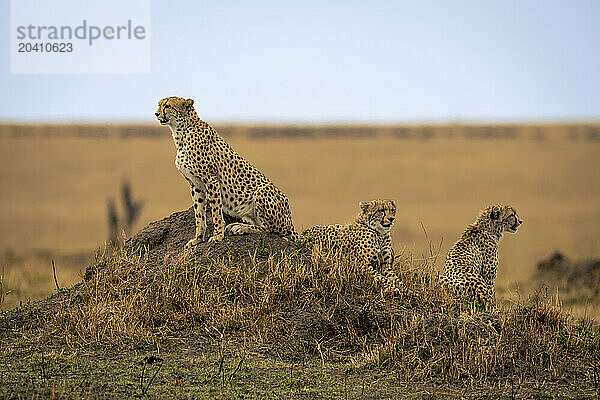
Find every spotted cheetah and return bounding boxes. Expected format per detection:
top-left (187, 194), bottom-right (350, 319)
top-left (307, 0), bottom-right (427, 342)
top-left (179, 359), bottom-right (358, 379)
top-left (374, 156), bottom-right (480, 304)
top-left (300, 199), bottom-right (403, 292)
top-left (440, 204), bottom-right (523, 307)
top-left (155, 96), bottom-right (297, 246)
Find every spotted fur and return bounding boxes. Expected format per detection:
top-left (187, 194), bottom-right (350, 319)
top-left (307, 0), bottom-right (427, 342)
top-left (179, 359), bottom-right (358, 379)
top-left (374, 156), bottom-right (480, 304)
top-left (440, 204), bottom-right (523, 307)
top-left (300, 199), bottom-right (403, 292)
top-left (156, 96), bottom-right (297, 246)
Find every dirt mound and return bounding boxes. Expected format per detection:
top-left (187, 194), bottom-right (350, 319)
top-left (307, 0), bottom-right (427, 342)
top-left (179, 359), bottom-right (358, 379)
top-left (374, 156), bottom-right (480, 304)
top-left (121, 207), bottom-right (299, 269)
top-left (536, 251), bottom-right (600, 297)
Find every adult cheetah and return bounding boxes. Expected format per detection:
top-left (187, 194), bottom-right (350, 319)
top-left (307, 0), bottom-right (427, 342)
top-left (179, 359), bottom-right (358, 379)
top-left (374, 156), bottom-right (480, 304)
top-left (440, 203), bottom-right (523, 307)
top-left (155, 96), bottom-right (297, 246)
top-left (300, 199), bottom-right (403, 292)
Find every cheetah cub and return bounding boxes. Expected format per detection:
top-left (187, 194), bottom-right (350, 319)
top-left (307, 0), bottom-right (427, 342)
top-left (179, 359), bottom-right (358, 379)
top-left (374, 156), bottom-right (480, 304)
top-left (440, 204), bottom-right (522, 307)
top-left (156, 96), bottom-right (297, 246)
top-left (300, 199), bottom-right (403, 292)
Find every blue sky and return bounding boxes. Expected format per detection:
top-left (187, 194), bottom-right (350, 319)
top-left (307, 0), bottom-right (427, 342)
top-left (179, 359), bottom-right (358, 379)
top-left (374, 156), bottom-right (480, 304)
top-left (1, 0), bottom-right (599, 122)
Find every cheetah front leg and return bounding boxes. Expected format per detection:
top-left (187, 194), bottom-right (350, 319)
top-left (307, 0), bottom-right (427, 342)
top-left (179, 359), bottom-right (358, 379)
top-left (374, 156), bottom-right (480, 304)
top-left (380, 237), bottom-right (394, 269)
top-left (362, 248), bottom-right (401, 293)
top-left (476, 283), bottom-right (495, 309)
top-left (205, 176), bottom-right (226, 243)
top-left (480, 249), bottom-right (498, 288)
top-left (379, 243), bottom-right (405, 291)
top-left (451, 273), bottom-right (494, 309)
top-left (185, 181), bottom-right (207, 248)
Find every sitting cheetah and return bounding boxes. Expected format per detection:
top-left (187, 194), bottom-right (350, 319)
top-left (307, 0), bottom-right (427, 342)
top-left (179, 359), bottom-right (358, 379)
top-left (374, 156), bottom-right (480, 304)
top-left (300, 199), bottom-right (403, 292)
top-left (440, 204), bottom-right (523, 307)
top-left (155, 96), bottom-right (297, 246)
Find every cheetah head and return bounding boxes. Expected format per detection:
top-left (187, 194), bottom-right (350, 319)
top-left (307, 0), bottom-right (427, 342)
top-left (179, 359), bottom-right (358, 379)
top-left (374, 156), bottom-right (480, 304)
top-left (358, 199), bottom-right (397, 234)
top-left (477, 204), bottom-right (523, 236)
top-left (155, 97), bottom-right (194, 127)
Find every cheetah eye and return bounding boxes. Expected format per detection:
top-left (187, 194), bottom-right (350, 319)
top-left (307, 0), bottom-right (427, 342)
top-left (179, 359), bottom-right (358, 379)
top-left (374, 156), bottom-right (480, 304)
top-left (164, 104), bottom-right (170, 109)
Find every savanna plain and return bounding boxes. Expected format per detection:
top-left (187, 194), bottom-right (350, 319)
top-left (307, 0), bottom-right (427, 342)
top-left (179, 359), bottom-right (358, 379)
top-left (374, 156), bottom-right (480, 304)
top-left (1, 123), bottom-right (600, 399)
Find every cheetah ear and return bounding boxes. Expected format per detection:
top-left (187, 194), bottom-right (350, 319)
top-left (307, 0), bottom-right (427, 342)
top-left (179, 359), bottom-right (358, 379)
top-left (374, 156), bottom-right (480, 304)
top-left (390, 200), bottom-right (396, 209)
top-left (359, 201), bottom-right (369, 212)
top-left (490, 206), bottom-right (501, 220)
top-left (184, 98), bottom-right (194, 109)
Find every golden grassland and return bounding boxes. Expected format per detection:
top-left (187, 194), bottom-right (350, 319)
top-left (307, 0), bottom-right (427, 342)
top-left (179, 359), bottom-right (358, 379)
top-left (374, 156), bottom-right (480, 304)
top-left (1, 123), bottom-right (599, 314)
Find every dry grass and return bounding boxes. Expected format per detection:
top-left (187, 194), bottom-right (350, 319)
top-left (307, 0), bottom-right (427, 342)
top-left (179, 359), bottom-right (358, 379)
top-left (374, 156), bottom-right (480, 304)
top-left (36, 239), bottom-right (600, 391)
top-left (1, 123), bottom-right (600, 318)
top-left (49, 243), bottom-right (382, 349)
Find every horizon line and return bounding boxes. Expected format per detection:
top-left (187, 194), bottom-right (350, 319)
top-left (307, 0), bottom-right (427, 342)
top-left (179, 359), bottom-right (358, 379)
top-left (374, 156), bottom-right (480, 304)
top-left (1, 118), bottom-right (600, 126)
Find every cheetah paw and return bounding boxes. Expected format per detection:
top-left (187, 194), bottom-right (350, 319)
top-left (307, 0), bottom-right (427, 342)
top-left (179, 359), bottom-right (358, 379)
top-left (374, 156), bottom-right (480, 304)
top-left (225, 223), bottom-right (244, 235)
top-left (185, 237), bottom-right (203, 249)
top-left (207, 235), bottom-right (224, 243)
